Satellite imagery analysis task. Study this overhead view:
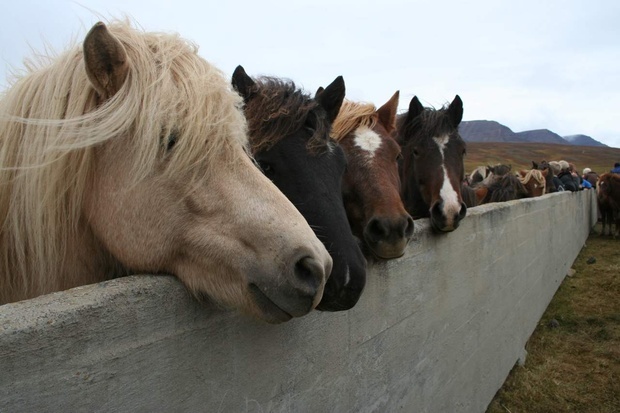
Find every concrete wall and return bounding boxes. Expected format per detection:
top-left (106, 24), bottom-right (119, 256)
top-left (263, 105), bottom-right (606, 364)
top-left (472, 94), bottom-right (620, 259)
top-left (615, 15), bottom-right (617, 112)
top-left (0, 190), bottom-right (597, 413)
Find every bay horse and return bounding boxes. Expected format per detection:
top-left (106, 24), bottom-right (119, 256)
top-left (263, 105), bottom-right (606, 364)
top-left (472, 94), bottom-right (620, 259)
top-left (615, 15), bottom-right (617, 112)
top-left (0, 21), bottom-right (333, 324)
top-left (597, 173), bottom-right (620, 238)
top-left (330, 92), bottom-right (414, 259)
top-left (398, 95), bottom-right (467, 232)
top-left (231, 66), bottom-right (366, 311)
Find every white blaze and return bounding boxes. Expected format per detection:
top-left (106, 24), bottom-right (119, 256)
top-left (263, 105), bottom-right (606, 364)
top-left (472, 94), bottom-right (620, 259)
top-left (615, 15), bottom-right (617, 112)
top-left (433, 135), bottom-right (461, 223)
top-left (354, 126), bottom-right (382, 156)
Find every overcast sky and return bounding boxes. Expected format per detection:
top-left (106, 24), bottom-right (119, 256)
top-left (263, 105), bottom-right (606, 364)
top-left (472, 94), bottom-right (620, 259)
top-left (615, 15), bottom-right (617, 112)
top-left (1, 0), bottom-right (619, 147)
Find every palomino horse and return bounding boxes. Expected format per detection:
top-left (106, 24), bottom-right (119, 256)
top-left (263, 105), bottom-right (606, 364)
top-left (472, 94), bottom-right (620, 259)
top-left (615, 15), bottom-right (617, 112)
top-left (330, 93), bottom-right (414, 259)
top-left (0, 21), bottom-right (333, 324)
top-left (398, 95), bottom-right (467, 232)
top-left (231, 66), bottom-right (366, 312)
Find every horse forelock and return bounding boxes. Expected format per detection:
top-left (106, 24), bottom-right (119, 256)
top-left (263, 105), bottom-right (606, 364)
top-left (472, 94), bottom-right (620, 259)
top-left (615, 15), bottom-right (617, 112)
top-left (0, 19), bottom-right (248, 302)
top-left (331, 100), bottom-right (378, 142)
top-left (243, 77), bottom-right (330, 154)
top-left (399, 104), bottom-right (459, 146)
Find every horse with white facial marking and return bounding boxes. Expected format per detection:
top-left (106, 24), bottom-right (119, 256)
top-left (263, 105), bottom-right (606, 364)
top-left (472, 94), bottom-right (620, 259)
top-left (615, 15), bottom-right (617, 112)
top-left (330, 92), bottom-right (414, 259)
top-left (398, 95), bottom-right (467, 232)
top-left (0, 21), bottom-right (332, 324)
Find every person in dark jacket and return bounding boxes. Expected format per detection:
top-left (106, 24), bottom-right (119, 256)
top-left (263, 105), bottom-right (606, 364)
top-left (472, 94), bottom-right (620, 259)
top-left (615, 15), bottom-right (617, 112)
top-left (611, 162), bottom-right (620, 174)
top-left (557, 161), bottom-right (579, 191)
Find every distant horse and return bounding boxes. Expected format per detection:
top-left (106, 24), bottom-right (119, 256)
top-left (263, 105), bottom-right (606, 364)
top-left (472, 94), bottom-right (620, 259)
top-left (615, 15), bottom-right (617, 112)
top-left (461, 182), bottom-right (480, 208)
top-left (469, 164), bottom-right (511, 187)
top-left (480, 174), bottom-right (530, 204)
top-left (231, 66), bottom-right (366, 311)
top-left (532, 160), bottom-right (558, 193)
top-left (469, 166), bottom-right (488, 186)
top-left (597, 173), bottom-right (620, 238)
top-left (480, 164), bottom-right (513, 186)
top-left (398, 95), bottom-right (467, 232)
top-left (517, 169), bottom-right (547, 197)
top-left (330, 93), bottom-right (414, 259)
top-left (0, 21), bottom-right (333, 324)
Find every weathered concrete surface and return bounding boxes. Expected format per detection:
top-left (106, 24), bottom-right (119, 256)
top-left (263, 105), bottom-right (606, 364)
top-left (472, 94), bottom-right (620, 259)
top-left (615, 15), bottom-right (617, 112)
top-left (0, 190), bottom-right (597, 413)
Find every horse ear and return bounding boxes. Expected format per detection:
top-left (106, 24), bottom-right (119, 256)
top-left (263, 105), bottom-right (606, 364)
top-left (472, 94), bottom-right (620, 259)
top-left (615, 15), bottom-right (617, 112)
top-left (316, 76), bottom-right (345, 123)
top-left (83, 22), bottom-right (129, 99)
top-left (231, 65), bottom-right (256, 103)
top-left (406, 96), bottom-right (424, 122)
top-left (315, 86), bottom-right (325, 96)
top-left (376, 90), bottom-right (399, 133)
top-left (532, 161), bottom-right (538, 169)
top-left (447, 95), bottom-right (463, 127)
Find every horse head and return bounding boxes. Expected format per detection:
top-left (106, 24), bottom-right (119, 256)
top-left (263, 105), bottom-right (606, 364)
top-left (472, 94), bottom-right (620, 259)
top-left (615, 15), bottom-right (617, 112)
top-left (398, 95), bottom-right (467, 232)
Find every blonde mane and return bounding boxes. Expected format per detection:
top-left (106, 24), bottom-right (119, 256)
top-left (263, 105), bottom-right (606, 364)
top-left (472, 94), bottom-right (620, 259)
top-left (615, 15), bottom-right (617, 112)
top-left (0, 19), bottom-right (249, 302)
top-left (330, 100), bottom-right (378, 142)
top-left (518, 169), bottom-right (546, 193)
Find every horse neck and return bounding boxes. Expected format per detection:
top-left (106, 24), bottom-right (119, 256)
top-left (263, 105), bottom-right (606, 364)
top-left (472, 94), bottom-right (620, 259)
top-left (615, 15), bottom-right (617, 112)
top-left (0, 218), bottom-right (123, 304)
top-left (400, 159), bottom-right (429, 218)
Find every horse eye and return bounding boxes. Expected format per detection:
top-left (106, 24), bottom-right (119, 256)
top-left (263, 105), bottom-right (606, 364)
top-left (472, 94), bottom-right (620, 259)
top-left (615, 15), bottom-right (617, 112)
top-left (396, 153), bottom-right (403, 162)
top-left (166, 131), bottom-right (179, 151)
top-left (258, 161), bottom-right (274, 175)
top-left (412, 148), bottom-right (420, 157)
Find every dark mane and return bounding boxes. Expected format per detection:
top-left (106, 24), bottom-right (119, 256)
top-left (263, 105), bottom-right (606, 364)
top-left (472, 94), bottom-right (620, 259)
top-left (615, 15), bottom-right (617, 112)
top-left (484, 174), bottom-right (529, 203)
top-left (243, 77), bottom-right (330, 153)
top-left (397, 106), bottom-right (461, 146)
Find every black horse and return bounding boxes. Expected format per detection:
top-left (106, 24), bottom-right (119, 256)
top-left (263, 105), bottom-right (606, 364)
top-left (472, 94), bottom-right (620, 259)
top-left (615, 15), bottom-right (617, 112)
top-left (232, 66), bottom-right (366, 311)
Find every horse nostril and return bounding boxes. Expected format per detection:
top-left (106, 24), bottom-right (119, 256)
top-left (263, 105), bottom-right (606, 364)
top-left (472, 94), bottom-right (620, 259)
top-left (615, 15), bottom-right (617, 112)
top-left (430, 201), bottom-right (443, 218)
top-left (458, 202), bottom-right (467, 220)
top-left (294, 256), bottom-right (322, 295)
top-left (404, 215), bottom-right (415, 237)
top-left (366, 217), bottom-right (389, 242)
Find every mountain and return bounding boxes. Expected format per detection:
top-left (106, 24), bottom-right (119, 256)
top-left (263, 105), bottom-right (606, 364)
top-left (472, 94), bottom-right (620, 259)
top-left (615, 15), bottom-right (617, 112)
top-left (458, 120), bottom-right (518, 143)
top-left (459, 120), bottom-right (608, 147)
top-left (515, 129), bottom-right (567, 145)
top-left (563, 134), bottom-right (607, 147)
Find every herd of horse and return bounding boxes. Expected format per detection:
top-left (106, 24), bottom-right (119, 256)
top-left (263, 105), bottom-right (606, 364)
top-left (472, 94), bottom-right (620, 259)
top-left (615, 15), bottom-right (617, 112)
top-left (464, 160), bottom-right (620, 238)
top-left (0, 20), bottom-right (614, 324)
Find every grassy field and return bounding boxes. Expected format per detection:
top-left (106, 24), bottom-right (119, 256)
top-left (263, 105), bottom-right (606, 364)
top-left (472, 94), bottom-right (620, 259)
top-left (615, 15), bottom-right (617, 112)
top-left (464, 142), bottom-right (620, 176)
top-left (486, 224), bottom-right (620, 413)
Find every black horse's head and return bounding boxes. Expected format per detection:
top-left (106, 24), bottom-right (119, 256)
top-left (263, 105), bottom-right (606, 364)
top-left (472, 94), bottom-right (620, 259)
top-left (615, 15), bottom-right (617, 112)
top-left (232, 66), bottom-right (366, 311)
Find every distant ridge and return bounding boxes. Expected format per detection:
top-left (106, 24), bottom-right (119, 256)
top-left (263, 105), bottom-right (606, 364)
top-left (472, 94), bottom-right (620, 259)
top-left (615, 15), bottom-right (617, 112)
top-left (564, 134), bottom-right (607, 147)
top-left (458, 120), bottom-right (517, 143)
top-left (459, 120), bottom-right (608, 147)
top-left (516, 129), bottom-right (567, 145)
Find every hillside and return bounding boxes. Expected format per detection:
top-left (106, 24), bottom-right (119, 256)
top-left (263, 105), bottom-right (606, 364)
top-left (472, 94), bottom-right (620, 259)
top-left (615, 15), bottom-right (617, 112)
top-left (516, 129), bottom-right (567, 145)
top-left (459, 120), bottom-right (518, 142)
top-left (459, 120), bottom-right (609, 147)
top-left (464, 142), bottom-right (620, 175)
top-left (564, 134), bottom-right (607, 147)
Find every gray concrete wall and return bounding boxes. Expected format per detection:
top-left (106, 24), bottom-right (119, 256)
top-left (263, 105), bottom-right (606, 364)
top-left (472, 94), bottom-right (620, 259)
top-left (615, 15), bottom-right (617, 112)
top-left (0, 190), bottom-right (597, 413)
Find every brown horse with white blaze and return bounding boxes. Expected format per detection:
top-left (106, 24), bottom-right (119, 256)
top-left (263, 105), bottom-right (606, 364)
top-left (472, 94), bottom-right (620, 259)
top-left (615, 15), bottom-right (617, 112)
top-left (0, 21), bottom-right (332, 324)
top-left (398, 95), bottom-right (467, 232)
top-left (331, 92), bottom-right (414, 259)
